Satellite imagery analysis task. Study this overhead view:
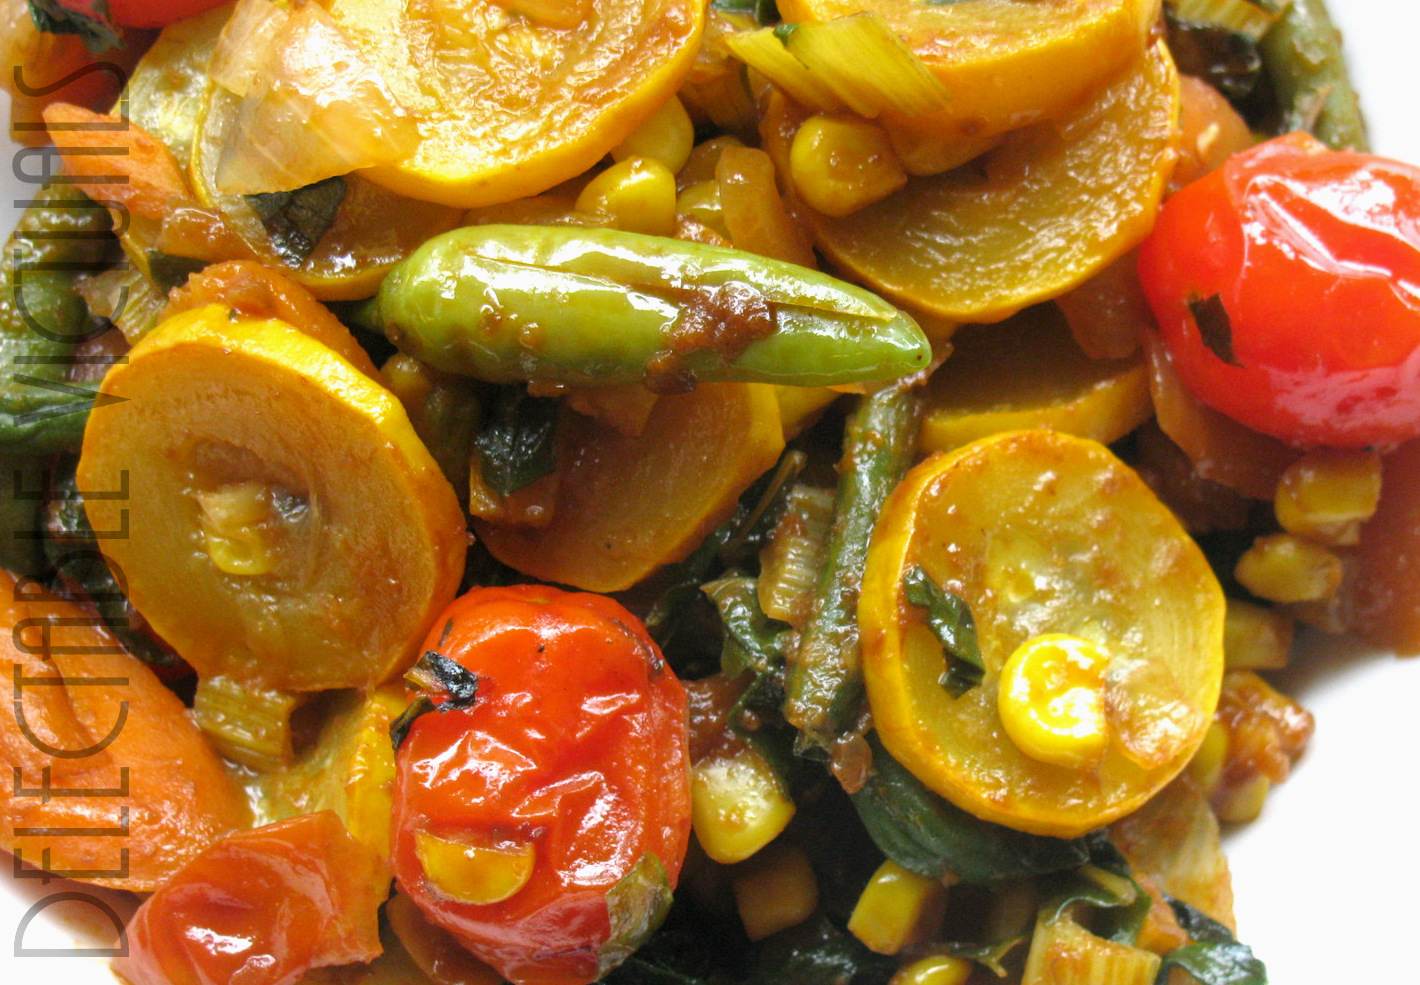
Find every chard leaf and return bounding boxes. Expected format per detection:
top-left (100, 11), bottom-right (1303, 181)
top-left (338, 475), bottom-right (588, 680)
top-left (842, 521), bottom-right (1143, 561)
top-left (28, 0), bottom-right (121, 53)
top-left (474, 383), bottom-right (560, 497)
top-left (1157, 898), bottom-right (1268, 985)
top-left (246, 175), bottom-right (346, 267)
top-left (751, 916), bottom-right (897, 985)
top-left (903, 566), bottom-right (984, 697)
top-left (1189, 294), bottom-right (1242, 367)
top-left (389, 648), bottom-right (480, 751)
top-left (940, 936), bottom-right (1027, 978)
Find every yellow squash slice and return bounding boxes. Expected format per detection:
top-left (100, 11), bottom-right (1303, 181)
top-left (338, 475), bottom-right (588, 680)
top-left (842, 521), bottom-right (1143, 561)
top-left (776, 0), bottom-right (1160, 141)
top-left (476, 383), bottom-right (784, 592)
top-left (324, 0), bottom-right (706, 207)
top-left (762, 39), bottom-right (1180, 323)
top-left (860, 430), bottom-right (1224, 837)
top-left (918, 305), bottom-right (1151, 454)
top-left (78, 305), bottom-right (466, 691)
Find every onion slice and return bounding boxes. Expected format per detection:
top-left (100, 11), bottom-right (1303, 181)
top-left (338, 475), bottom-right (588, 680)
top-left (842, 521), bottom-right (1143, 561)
top-left (209, 0), bottom-right (420, 195)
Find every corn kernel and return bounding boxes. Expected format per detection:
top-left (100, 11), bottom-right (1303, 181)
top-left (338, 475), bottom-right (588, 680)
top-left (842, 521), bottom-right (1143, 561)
top-left (1213, 772), bottom-right (1270, 824)
top-left (1234, 534), bottom-right (1344, 604)
top-left (847, 859), bottom-right (948, 955)
top-left (613, 95), bottom-right (695, 173)
top-left (789, 115), bottom-right (908, 217)
top-left (692, 746), bottom-right (796, 864)
top-left (732, 843), bottom-right (818, 941)
top-left (890, 954), bottom-right (974, 985)
top-left (415, 829), bottom-right (537, 905)
top-left (195, 481), bottom-right (286, 576)
top-left (1222, 598), bottom-right (1294, 670)
top-left (1187, 721), bottom-right (1229, 795)
top-left (676, 180), bottom-right (730, 240)
top-left (1274, 448), bottom-right (1382, 545)
top-left (997, 633), bottom-right (1112, 769)
top-left (575, 157), bottom-right (677, 237)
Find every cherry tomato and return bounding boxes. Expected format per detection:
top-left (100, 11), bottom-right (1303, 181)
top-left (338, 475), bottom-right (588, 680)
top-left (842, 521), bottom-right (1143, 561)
top-left (1137, 132), bottom-right (1420, 449)
top-left (390, 585), bottom-right (691, 985)
top-left (51, 0), bottom-right (227, 30)
top-left (113, 812), bottom-right (386, 985)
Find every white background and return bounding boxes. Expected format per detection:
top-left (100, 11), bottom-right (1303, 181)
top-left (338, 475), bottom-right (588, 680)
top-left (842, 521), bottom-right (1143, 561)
top-left (3, 1), bottom-right (1420, 981)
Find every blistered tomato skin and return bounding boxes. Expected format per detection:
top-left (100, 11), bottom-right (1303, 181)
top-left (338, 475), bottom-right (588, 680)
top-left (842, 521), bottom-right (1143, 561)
top-left (112, 812), bottom-right (386, 985)
top-left (391, 586), bottom-right (692, 985)
top-left (1138, 132), bottom-right (1420, 449)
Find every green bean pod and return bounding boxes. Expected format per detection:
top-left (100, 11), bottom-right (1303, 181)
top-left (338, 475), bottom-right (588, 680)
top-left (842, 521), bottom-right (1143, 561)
top-left (1261, 0), bottom-right (1370, 151)
top-left (0, 185), bottom-right (115, 452)
top-left (783, 381), bottom-right (921, 757)
top-left (365, 225), bottom-right (931, 388)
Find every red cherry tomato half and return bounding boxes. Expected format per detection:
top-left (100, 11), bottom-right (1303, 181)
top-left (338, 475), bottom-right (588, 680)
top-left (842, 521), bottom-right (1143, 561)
top-left (1137, 132), bottom-right (1420, 449)
top-left (112, 811), bottom-right (387, 985)
top-left (390, 585), bottom-right (692, 985)
top-left (52, 0), bottom-right (227, 29)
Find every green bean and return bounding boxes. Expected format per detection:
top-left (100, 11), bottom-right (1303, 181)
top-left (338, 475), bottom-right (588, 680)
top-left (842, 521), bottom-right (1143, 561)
top-left (1260, 0), bottom-right (1369, 151)
top-left (0, 454), bottom-right (49, 578)
top-left (783, 381), bottom-right (921, 759)
top-left (363, 225), bottom-right (931, 389)
top-left (0, 185), bottom-right (115, 453)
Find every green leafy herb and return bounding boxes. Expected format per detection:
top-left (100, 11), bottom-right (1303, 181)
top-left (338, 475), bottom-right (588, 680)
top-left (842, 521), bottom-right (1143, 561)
top-left (851, 734), bottom-right (1093, 884)
top-left (903, 566), bottom-right (984, 697)
top-left (27, 0), bottom-right (121, 53)
top-left (601, 853), bottom-right (677, 977)
top-left (644, 448), bottom-right (803, 656)
top-left (711, 0), bottom-right (779, 24)
top-left (703, 575), bottom-right (791, 680)
top-left (42, 457), bottom-right (182, 669)
top-left (1189, 294), bottom-right (1241, 367)
top-left (473, 383), bottom-right (560, 498)
top-left (246, 175), bottom-right (346, 267)
top-left (145, 251), bottom-right (208, 292)
top-left (388, 649), bottom-right (480, 751)
top-left (1038, 833), bottom-right (1152, 945)
top-left (751, 916), bottom-right (898, 985)
top-left (1156, 898), bottom-right (1268, 985)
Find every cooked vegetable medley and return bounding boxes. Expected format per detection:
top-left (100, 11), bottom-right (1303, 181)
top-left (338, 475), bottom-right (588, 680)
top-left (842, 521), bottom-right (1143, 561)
top-left (5, 0), bottom-right (1419, 983)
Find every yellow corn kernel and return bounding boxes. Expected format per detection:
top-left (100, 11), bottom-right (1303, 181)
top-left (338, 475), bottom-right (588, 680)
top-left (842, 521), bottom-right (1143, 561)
top-left (1187, 721), bottom-right (1229, 796)
top-left (613, 95), bottom-right (695, 173)
top-left (732, 843), bottom-right (818, 941)
top-left (692, 745), bottom-right (796, 864)
top-left (1223, 598), bottom-right (1294, 670)
top-left (415, 829), bottom-right (537, 905)
top-left (997, 633), bottom-right (1112, 769)
top-left (847, 859), bottom-right (949, 955)
top-left (1213, 772), bottom-right (1270, 824)
top-left (575, 157), bottom-right (678, 237)
top-left (889, 955), bottom-right (974, 985)
top-left (789, 115), bottom-right (908, 218)
top-left (1234, 534), bottom-right (1344, 604)
top-left (883, 120), bottom-right (1001, 177)
top-left (676, 180), bottom-right (730, 240)
top-left (1274, 448), bottom-right (1382, 546)
top-left (195, 481), bottom-right (286, 575)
